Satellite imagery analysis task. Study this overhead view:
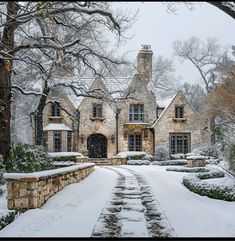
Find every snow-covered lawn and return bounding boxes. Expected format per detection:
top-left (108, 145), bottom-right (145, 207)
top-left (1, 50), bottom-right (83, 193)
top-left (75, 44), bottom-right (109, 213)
top-left (0, 165), bottom-right (235, 237)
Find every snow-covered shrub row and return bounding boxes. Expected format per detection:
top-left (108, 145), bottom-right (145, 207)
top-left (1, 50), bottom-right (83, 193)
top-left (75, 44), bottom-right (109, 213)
top-left (183, 170), bottom-right (235, 201)
top-left (5, 144), bottom-right (55, 173)
top-left (0, 173), bottom-right (5, 196)
top-left (223, 141), bottom-right (235, 172)
top-left (192, 144), bottom-right (223, 159)
top-left (117, 151), bottom-right (146, 160)
top-left (170, 153), bottom-right (186, 160)
top-left (127, 159), bottom-right (150, 165)
top-left (152, 160), bottom-right (187, 166)
top-left (155, 146), bottom-right (169, 161)
top-left (0, 211), bottom-right (16, 230)
top-left (166, 167), bottom-right (210, 173)
top-left (49, 152), bottom-right (82, 162)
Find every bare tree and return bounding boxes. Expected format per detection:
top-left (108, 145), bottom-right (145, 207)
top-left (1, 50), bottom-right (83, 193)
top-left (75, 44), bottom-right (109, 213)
top-left (0, 2), bottom-right (136, 159)
top-left (165, 2), bottom-right (235, 21)
top-left (173, 36), bottom-right (224, 143)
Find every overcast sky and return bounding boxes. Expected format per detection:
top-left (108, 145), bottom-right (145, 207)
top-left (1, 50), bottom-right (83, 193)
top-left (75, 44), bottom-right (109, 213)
top-left (111, 2), bottom-right (235, 87)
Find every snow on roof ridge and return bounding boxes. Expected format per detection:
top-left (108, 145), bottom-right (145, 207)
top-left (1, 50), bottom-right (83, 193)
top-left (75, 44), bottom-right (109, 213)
top-left (43, 123), bottom-right (72, 131)
top-left (151, 92), bottom-right (178, 127)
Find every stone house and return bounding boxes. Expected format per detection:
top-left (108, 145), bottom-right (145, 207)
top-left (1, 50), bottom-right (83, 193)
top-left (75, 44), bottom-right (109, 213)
top-left (39, 45), bottom-right (211, 157)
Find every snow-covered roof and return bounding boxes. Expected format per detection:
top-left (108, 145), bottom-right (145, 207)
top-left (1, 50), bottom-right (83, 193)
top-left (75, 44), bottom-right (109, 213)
top-left (151, 93), bottom-right (178, 127)
top-left (43, 123), bottom-right (72, 131)
top-left (156, 94), bottom-right (177, 108)
top-left (62, 76), bottom-right (133, 109)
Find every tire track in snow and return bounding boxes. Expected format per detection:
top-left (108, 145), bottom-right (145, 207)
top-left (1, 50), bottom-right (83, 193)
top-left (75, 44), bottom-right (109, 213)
top-left (91, 166), bottom-right (175, 237)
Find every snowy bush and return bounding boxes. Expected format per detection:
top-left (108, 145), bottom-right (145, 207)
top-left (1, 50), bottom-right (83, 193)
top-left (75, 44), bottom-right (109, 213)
top-left (49, 152), bottom-right (82, 162)
top-left (192, 144), bottom-right (222, 159)
top-left (152, 160), bottom-right (187, 166)
top-left (155, 146), bottom-right (169, 161)
top-left (223, 142), bottom-right (235, 172)
top-left (117, 151), bottom-right (146, 160)
top-left (127, 159), bottom-right (150, 165)
top-left (141, 154), bottom-right (157, 162)
top-left (183, 169), bottom-right (235, 201)
top-left (5, 144), bottom-right (55, 173)
top-left (170, 153), bottom-right (186, 160)
top-left (166, 167), bottom-right (210, 173)
top-left (0, 211), bottom-right (17, 230)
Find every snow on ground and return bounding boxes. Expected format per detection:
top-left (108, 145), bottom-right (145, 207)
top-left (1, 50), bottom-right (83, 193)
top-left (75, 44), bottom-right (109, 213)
top-left (126, 165), bottom-right (235, 237)
top-left (0, 165), bottom-right (235, 237)
top-left (0, 167), bottom-right (118, 237)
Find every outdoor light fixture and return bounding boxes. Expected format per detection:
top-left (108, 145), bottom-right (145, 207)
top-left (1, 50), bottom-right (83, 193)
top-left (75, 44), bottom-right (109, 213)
top-left (81, 135), bottom-right (84, 143)
top-left (111, 135), bottom-right (115, 143)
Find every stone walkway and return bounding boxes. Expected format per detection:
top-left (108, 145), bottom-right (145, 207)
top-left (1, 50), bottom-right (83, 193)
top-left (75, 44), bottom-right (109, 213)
top-left (91, 166), bottom-right (174, 238)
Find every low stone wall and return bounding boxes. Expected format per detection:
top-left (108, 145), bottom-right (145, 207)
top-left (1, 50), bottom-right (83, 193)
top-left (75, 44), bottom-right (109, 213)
top-left (4, 163), bottom-right (95, 211)
top-left (187, 159), bottom-right (205, 168)
top-left (76, 156), bottom-right (126, 165)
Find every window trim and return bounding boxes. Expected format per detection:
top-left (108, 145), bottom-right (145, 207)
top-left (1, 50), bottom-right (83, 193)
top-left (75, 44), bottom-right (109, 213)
top-left (129, 104), bottom-right (144, 122)
top-left (92, 103), bottom-right (102, 118)
top-left (51, 102), bottom-right (61, 117)
top-left (53, 131), bottom-right (62, 152)
top-left (128, 134), bottom-right (142, 151)
top-left (175, 105), bottom-right (184, 118)
top-left (169, 132), bottom-right (191, 154)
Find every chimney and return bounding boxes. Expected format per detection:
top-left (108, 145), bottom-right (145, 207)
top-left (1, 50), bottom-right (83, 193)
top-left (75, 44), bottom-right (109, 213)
top-left (137, 44), bottom-right (153, 84)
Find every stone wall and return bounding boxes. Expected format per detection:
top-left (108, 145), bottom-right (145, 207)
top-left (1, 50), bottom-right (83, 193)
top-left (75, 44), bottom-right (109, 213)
top-left (76, 157), bottom-right (126, 165)
top-left (5, 163), bottom-right (95, 211)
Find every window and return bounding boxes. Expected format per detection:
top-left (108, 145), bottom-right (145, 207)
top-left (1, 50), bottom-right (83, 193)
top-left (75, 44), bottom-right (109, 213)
top-left (128, 134), bottom-right (142, 151)
top-left (67, 131), bottom-right (72, 152)
top-left (170, 133), bottom-right (190, 154)
top-left (51, 102), bottom-right (60, 117)
top-left (53, 131), bottom-right (62, 152)
top-left (129, 104), bottom-right (144, 122)
top-left (175, 106), bottom-right (184, 118)
top-left (93, 104), bottom-right (102, 118)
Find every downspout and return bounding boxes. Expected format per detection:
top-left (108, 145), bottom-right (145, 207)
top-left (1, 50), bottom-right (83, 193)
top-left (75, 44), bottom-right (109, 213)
top-left (115, 108), bottom-right (121, 155)
top-left (149, 127), bottom-right (155, 155)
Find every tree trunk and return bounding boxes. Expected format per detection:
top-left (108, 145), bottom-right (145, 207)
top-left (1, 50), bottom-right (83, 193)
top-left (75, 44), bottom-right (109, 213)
top-left (0, 60), bottom-right (12, 159)
top-left (0, 2), bottom-right (19, 160)
top-left (210, 116), bottom-right (216, 144)
top-left (35, 87), bottom-right (50, 146)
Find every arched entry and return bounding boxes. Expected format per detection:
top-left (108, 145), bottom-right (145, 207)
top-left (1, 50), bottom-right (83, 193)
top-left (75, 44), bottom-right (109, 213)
top-left (87, 133), bottom-right (107, 158)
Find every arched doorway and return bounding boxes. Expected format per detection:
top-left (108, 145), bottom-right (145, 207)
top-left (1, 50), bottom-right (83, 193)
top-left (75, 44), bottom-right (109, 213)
top-left (87, 133), bottom-right (107, 158)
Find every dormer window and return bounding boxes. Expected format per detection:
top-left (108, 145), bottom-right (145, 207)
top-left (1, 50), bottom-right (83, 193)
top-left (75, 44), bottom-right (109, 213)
top-left (175, 106), bottom-right (184, 118)
top-left (93, 104), bottom-right (102, 118)
top-left (51, 102), bottom-right (60, 117)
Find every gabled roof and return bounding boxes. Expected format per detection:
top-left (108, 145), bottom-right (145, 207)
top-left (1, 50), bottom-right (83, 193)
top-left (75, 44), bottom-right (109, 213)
top-left (151, 91), bottom-right (212, 133)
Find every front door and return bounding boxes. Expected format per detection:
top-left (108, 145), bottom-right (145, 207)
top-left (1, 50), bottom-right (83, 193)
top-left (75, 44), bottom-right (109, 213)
top-left (87, 133), bottom-right (107, 158)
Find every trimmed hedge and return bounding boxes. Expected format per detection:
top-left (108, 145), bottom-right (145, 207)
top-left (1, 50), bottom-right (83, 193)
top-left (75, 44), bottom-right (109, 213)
top-left (166, 167), bottom-right (210, 173)
top-left (152, 160), bottom-right (187, 166)
top-left (127, 159), bottom-right (150, 165)
top-left (0, 211), bottom-right (17, 230)
top-left (51, 156), bottom-right (77, 162)
top-left (183, 170), bottom-right (235, 201)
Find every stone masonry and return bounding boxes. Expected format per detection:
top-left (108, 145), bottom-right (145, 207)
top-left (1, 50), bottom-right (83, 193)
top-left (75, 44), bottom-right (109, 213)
top-left (5, 164), bottom-right (95, 211)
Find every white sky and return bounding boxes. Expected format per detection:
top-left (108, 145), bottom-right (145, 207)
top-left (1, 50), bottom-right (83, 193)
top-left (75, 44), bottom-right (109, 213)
top-left (111, 2), bottom-right (235, 86)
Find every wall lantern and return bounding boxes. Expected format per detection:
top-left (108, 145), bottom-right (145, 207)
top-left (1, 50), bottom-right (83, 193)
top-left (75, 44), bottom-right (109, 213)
top-left (111, 135), bottom-right (115, 144)
top-left (80, 135), bottom-right (85, 143)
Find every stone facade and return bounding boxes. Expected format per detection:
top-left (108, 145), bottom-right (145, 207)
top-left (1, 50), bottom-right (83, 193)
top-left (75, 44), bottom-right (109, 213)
top-left (38, 45), bottom-right (211, 157)
top-left (153, 92), bottom-right (211, 153)
top-left (6, 164), bottom-right (94, 211)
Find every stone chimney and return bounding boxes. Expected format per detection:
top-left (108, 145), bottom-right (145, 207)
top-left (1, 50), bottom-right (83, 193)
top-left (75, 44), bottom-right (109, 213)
top-left (137, 44), bottom-right (153, 84)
